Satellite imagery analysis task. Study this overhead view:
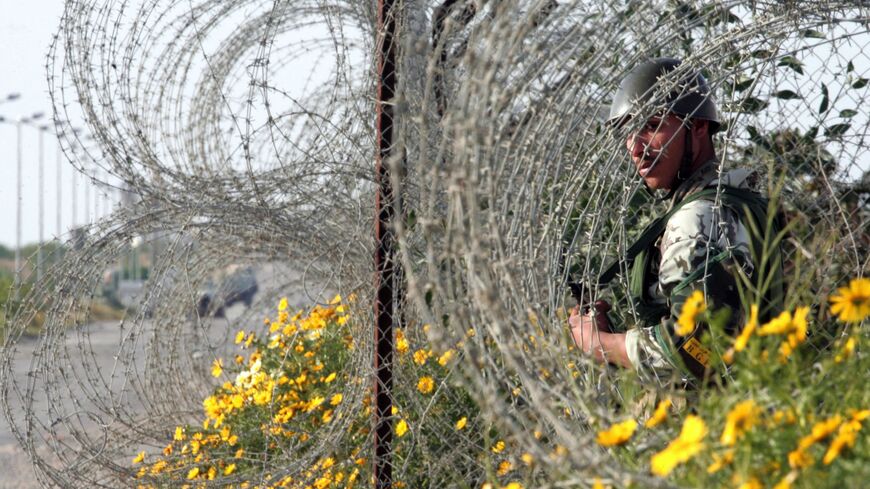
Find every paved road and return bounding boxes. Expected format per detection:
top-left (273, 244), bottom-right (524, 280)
top-left (0, 263), bottom-right (327, 488)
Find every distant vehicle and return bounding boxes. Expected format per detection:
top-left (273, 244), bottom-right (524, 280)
top-left (196, 266), bottom-right (258, 318)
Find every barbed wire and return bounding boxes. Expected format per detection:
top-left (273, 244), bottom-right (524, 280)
top-left (1, 0), bottom-right (868, 487)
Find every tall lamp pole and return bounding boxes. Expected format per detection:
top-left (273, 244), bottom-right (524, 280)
top-left (15, 118), bottom-right (22, 298)
top-left (13, 112), bottom-right (45, 297)
top-left (37, 124), bottom-right (49, 281)
top-left (56, 132), bottom-right (63, 243)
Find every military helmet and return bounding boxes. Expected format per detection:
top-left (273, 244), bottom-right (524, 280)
top-left (608, 57), bottom-right (721, 133)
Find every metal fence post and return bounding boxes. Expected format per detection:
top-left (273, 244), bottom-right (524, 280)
top-left (374, 0), bottom-right (399, 487)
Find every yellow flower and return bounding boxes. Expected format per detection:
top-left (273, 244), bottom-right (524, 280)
top-left (850, 409), bottom-right (870, 422)
top-left (497, 460), bottom-right (512, 476)
top-left (417, 376), bottom-right (435, 394)
top-left (455, 417), bottom-right (468, 430)
top-left (798, 415), bottom-right (842, 450)
top-left (150, 459), bottom-right (167, 475)
top-left (520, 453), bottom-right (534, 465)
top-left (596, 419), bottom-right (638, 447)
top-left (306, 396), bottom-right (325, 412)
top-left (412, 349), bottom-right (428, 366)
top-left (211, 359), bottom-right (223, 378)
top-left (829, 277), bottom-right (870, 323)
top-left (720, 400), bottom-right (760, 446)
top-left (187, 467), bottom-right (200, 479)
top-left (706, 450), bottom-right (733, 474)
top-left (736, 477), bottom-right (762, 489)
top-left (592, 478), bottom-right (606, 489)
top-left (234, 330), bottom-right (246, 344)
top-left (278, 297), bottom-right (288, 311)
top-left (758, 306), bottom-right (810, 338)
top-left (791, 306), bottom-right (810, 343)
top-left (330, 393), bottom-right (343, 406)
top-left (322, 409), bottom-right (334, 423)
top-left (224, 463), bottom-right (236, 475)
top-left (650, 415), bottom-right (707, 476)
top-left (734, 304), bottom-right (759, 352)
top-left (645, 399), bottom-right (671, 428)
top-left (324, 372), bottom-right (337, 383)
top-left (770, 409), bottom-right (797, 426)
top-left (788, 448), bottom-right (813, 469)
top-left (676, 290), bottom-right (706, 336)
top-left (437, 349), bottom-right (455, 366)
top-left (330, 294), bottom-right (342, 305)
top-left (132, 451), bottom-right (145, 464)
top-left (396, 329), bottom-right (409, 354)
top-left (835, 337), bottom-right (857, 363)
top-left (174, 426), bottom-right (185, 441)
top-left (503, 483), bottom-right (523, 489)
top-left (491, 440), bottom-right (505, 453)
top-left (823, 419), bottom-right (862, 464)
top-left (396, 419), bottom-right (409, 437)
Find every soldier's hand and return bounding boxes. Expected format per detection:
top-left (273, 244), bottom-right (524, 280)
top-left (568, 302), bottom-right (611, 353)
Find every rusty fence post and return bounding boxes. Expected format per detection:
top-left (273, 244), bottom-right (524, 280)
top-left (374, 0), bottom-right (399, 487)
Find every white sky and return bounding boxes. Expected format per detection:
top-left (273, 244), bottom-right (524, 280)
top-left (0, 1), bottom-right (114, 249)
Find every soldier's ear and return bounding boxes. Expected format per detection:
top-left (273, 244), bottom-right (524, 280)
top-left (690, 119), bottom-right (708, 136)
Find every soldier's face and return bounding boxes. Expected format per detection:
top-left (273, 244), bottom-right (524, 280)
top-left (625, 114), bottom-right (687, 190)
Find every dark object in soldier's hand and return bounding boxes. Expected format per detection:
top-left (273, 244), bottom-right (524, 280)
top-left (567, 280), bottom-right (609, 314)
top-left (568, 279), bottom-right (612, 328)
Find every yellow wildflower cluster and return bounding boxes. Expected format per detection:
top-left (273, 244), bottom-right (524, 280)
top-left (787, 409), bottom-right (870, 471)
top-left (727, 277), bottom-right (867, 365)
top-left (131, 295), bottom-right (360, 488)
top-left (720, 400), bottom-right (761, 446)
top-left (758, 306), bottom-right (810, 362)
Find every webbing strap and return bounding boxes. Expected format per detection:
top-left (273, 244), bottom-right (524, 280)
top-left (595, 187), bottom-right (723, 287)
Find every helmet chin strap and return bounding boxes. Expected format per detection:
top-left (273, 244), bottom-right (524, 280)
top-left (659, 119), bottom-right (694, 202)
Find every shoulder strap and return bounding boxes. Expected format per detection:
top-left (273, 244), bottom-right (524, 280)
top-left (595, 187), bottom-right (720, 287)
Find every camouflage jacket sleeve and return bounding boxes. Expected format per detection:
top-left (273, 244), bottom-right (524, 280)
top-left (625, 196), bottom-right (754, 380)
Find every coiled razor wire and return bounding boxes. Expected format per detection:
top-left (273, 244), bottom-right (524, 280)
top-left (1, 0), bottom-right (868, 487)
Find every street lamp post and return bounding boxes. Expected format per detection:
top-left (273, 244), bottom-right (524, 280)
top-left (37, 124), bottom-right (50, 281)
top-left (56, 134), bottom-right (62, 243)
top-left (15, 119), bottom-right (23, 298)
top-left (11, 111), bottom-right (46, 299)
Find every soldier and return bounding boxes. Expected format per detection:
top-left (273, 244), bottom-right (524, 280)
top-left (567, 58), bottom-right (782, 384)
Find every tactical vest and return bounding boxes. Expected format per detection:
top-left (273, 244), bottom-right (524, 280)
top-left (597, 185), bottom-right (785, 380)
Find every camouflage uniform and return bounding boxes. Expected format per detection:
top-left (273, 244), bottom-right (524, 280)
top-left (624, 160), bottom-right (760, 382)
